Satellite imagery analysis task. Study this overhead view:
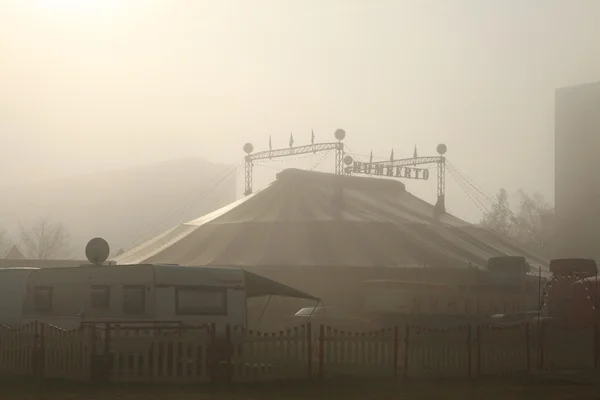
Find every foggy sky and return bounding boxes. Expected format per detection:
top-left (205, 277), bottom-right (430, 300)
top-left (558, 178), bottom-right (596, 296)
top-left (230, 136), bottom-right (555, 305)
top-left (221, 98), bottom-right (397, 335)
top-left (2, 0), bottom-right (600, 222)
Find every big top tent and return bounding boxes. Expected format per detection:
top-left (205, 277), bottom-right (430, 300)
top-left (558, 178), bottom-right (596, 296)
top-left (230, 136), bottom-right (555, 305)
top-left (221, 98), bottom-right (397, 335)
top-left (113, 169), bottom-right (550, 270)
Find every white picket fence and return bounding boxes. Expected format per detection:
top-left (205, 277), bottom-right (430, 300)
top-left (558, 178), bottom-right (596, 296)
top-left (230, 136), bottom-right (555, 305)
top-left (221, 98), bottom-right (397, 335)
top-left (0, 321), bottom-right (597, 383)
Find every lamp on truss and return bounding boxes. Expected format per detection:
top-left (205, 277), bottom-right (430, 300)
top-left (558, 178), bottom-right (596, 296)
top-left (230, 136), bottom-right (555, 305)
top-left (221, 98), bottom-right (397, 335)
top-left (334, 129), bottom-right (346, 141)
top-left (243, 143), bottom-right (254, 154)
top-left (437, 143), bottom-right (447, 155)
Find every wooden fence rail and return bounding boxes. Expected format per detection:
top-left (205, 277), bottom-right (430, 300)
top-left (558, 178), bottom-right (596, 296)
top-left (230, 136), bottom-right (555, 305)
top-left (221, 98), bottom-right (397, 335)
top-left (0, 321), bottom-right (598, 383)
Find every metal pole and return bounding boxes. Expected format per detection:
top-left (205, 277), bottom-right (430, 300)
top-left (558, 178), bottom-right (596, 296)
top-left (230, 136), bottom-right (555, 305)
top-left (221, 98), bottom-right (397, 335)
top-left (537, 266), bottom-right (542, 317)
top-left (244, 158), bottom-right (253, 196)
top-left (334, 142), bottom-right (344, 175)
top-left (434, 157), bottom-right (446, 216)
top-left (437, 156), bottom-right (445, 199)
top-left (537, 266), bottom-right (543, 370)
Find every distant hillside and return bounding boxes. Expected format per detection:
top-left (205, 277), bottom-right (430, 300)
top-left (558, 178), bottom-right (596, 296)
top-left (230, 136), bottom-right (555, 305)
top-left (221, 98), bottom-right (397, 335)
top-left (0, 158), bottom-right (238, 258)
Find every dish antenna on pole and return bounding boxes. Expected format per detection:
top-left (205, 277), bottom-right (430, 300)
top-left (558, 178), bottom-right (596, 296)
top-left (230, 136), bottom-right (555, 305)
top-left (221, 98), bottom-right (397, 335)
top-left (85, 237), bottom-right (110, 266)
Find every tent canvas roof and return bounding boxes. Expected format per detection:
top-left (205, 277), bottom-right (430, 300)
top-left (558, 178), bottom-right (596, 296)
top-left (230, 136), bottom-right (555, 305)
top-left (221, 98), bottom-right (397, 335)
top-left (114, 169), bottom-right (550, 270)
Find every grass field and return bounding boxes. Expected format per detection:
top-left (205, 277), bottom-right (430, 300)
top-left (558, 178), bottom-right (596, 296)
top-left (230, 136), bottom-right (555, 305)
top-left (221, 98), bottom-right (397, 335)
top-left (1, 375), bottom-right (599, 400)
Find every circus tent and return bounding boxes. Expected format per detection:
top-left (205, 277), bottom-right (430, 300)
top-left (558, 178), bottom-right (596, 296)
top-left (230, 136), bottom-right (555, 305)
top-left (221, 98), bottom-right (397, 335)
top-left (114, 169), bottom-right (549, 270)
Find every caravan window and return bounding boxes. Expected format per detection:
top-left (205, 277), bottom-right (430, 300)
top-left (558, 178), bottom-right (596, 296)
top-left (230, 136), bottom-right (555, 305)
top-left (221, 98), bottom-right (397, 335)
top-left (34, 286), bottom-right (52, 312)
top-left (123, 285), bottom-right (145, 314)
top-left (175, 286), bottom-right (227, 316)
top-left (91, 286), bottom-right (110, 309)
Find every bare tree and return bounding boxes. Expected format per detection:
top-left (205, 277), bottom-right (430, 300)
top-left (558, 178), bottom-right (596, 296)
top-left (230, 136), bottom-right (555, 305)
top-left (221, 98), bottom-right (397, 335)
top-left (511, 190), bottom-right (555, 250)
top-left (0, 229), bottom-right (12, 258)
top-left (480, 189), bottom-right (554, 252)
top-left (479, 188), bottom-right (512, 235)
top-left (20, 219), bottom-right (71, 260)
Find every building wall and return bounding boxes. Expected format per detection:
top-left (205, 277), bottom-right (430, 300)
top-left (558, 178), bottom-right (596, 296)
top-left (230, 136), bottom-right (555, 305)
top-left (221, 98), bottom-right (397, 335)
top-left (555, 82), bottom-right (600, 259)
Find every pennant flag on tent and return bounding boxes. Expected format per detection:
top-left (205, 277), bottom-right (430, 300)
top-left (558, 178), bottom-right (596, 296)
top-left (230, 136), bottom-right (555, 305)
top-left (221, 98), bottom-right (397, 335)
top-left (289, 133), bottom-right (294, 148)
top-left (413, 146), bottom-right (418, 166)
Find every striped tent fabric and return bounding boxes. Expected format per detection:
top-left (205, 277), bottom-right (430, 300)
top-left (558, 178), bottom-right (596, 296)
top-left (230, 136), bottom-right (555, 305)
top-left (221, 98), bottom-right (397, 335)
top-left (114, 169), bottom-right (550, 270)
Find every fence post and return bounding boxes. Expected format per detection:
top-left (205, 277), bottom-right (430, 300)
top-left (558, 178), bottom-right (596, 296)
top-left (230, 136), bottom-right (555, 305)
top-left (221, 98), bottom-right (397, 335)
top-left (104, 323), bottom-right (111, 354)
top-left (595, 323), bottom-right (599, 371)
top-left (90, 325), bottom-right (96, 356)
top-left (476, 325), bottom-right (481, 376)
top-left (36, 322), bottom-right (46, 378)
top-left (307, 322), bottom-right (312, 378)
top-left (539, 322), bottom-right (545, 372)
top-left (525, 323), bottom-right (531, 373)
top-left (32, 320), bottom-right (40, 378)
top-left (393, 326), bottom-right (399, 378)
top-left (467, 325), bottom-right (472, 378)
top-left (318, 324), bottom-right (324, 380)
top-left (403, 325), bottom-right (410, 379)
top-left (89, 324), bottom-right (100, 382)
top-left (208, 323), bottom-right (216, 382)
top-left (224, 324), bottom-right (232, 382)
top-left (87, 325), bottom-right (98, 381)
top-left (104, 323), bottom-right (111, 382)
top-left (34, 320), bottom-right (38, 376)
top-left (79, 326), bottom-right (85, 379)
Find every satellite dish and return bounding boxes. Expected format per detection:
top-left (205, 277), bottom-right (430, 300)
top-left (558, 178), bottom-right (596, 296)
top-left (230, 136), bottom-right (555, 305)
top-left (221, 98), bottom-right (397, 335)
top-left (243, 143), bottom-right (254, 154)
top-left (85, 238), bottom-right (110, 266)
top-left (437, 143), bottom-right (447, 155)
top-left (343, 155), bottom-right (354, 166)
top-left (334, 129), bottom-right (346, 141)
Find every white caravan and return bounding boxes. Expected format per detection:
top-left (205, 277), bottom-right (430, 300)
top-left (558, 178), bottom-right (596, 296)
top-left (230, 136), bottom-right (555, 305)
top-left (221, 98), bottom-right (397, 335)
top-left (20, 264), bottom-right (317, 331)
top-left (0, 267), bottom-right (39, 326)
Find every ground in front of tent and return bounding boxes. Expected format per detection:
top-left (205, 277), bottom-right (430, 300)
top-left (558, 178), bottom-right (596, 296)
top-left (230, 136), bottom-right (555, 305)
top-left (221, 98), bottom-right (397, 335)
top-left (2, 375), bottom-right (599, 400)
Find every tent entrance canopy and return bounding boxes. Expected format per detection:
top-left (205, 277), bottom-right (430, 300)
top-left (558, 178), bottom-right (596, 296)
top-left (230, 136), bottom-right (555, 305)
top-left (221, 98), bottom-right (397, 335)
top-left (243, 270), bottom-right (319, 301)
